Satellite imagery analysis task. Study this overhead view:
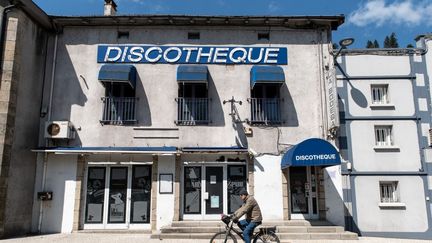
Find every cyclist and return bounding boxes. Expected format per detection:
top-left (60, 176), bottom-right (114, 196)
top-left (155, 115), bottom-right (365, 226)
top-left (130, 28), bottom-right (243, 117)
top-left (232, 189), bottom-right (262, 243)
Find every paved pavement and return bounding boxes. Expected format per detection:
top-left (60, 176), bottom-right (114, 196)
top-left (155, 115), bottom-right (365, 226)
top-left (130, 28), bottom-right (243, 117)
top-left (1, 233), bottom-right (431, 243)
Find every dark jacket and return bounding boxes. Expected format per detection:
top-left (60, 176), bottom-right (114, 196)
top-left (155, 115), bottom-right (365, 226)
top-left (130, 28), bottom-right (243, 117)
top-left (233, 195), bottom-right (262, 222)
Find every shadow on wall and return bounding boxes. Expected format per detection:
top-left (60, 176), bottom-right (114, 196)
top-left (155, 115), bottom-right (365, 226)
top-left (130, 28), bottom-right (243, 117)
top-left (280, 83), bottom-right (298, 127)
top-left (135, 75), bottom-right (152, 126)
top-left (50, 42), bottom-right (87, 147)
top-left (323, 167), bottom-right (361, 234)
top-left (208, 73), bottom-right (225, 127)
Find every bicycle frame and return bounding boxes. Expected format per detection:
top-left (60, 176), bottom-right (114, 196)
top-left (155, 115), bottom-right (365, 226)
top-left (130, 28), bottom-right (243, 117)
top-left (223, 218), bottom-right (261, 241)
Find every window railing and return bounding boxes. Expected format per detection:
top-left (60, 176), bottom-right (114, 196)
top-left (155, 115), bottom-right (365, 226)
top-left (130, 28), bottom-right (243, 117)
top-left (101, 97), bottom-right (138, 124)
top-left (380, 181), bottom-right (399, 203)
top-left (176, 98), bottom-right (209, 125)
top-left (249, 98), bottom-right (282, 124)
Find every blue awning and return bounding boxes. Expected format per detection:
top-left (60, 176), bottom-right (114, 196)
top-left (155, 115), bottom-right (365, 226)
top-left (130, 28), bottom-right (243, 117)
top-left (281, 138), bottom-right (341, 169)
top-left (182, 146), bottom-right (248, 154)
top-left (177, 65), bottom-right (208, 83)
top-left (32, 146), bottom-right (177, 154)
top-left (98, 64), bottom-right (137, 89)
top-left (250, 65), bottom-right (285, 88)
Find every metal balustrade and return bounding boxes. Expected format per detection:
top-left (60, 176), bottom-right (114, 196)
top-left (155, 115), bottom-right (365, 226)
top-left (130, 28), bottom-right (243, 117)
top-left (249, 98), bottom-right (282, 124)
top-left (176, 98), bottom-right (209, 125)
top-left (101, 97), bottom-right (138, 124)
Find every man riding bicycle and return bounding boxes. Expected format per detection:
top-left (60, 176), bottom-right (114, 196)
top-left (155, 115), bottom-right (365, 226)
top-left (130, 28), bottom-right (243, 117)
top-left (232, 189), bottom-right (262, 243)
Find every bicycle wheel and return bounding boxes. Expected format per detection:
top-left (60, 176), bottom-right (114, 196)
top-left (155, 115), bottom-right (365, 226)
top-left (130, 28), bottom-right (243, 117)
top-left (210, 231), bottom-right (237, 243)
top-left (253, 232), bottom-right (280, 243)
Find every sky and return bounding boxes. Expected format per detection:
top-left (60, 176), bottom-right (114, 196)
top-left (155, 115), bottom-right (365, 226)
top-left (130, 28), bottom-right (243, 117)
top-left (33, 0), bottom-right (430, 49)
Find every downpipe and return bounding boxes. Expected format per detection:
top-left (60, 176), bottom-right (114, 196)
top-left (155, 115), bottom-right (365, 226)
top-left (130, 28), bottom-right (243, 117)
top-left (38, 33), bottom-right (59, 233)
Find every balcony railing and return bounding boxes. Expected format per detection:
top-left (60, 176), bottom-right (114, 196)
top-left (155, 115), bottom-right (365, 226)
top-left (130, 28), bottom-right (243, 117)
top-left (176, 97), bottom-right (209, 125)
top-left (101, 97), bottom-right (138, 124)
top-left (249, 98), bottom-right (282, 124)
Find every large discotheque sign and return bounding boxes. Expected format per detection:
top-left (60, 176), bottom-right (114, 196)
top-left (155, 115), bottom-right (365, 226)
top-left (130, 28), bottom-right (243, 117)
top-left (97, 45), bottom-right (288, 65)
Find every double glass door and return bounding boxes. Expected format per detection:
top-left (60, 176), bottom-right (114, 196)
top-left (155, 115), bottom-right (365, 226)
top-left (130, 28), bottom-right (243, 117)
top-left (183, 164), bottom-right (246, 220)
top-left (289, 167), bottom-right (319, 219)
top-left (84, 165), bottom-right (152, 229)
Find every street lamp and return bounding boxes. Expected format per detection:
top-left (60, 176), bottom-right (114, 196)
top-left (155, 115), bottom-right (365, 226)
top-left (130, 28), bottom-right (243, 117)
top-left (334, 37), bottom-right (355, 59)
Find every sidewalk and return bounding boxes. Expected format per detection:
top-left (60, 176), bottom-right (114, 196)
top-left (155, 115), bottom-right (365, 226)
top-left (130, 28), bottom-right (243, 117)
top-left (1, 233), bottom-right (431, 243)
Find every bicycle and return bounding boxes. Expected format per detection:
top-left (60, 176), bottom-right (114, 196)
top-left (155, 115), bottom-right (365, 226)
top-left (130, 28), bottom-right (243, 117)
top-left (210, 214), bottom-right (280, 243)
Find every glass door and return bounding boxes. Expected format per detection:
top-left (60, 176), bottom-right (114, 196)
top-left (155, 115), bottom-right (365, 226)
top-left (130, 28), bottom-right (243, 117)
top-left (205, 167), bottom-right (224, 215)
top-left (289, 167), bottom-right (318, 219)
top-left (84, 165), bottom-right (152, 229)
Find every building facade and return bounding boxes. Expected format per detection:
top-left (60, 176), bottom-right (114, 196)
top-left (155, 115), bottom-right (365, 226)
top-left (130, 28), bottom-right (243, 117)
top-left (336, 36), bottom-right (432, 239)
top-left (0, 0), bottom-right (349, 236)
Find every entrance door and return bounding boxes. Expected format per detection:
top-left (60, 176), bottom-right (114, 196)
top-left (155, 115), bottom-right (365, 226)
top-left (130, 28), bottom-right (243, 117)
top-left (84, 165), bottom-right (152, 229)
top-left (289, 167), bottom-right (318, 219)
top-left (205, 167), bottom-right (223, 215)
top-left (183, 164), bottom-right (246, 220)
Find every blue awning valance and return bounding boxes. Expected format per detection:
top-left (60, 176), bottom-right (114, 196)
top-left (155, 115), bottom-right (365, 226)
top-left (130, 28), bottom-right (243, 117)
top-left (98, 64), bottom-right (137, 89)
top-left (250, 65), bottom-right (285, 88)
top-left (281, 138), bottom-right (341, 169)
top-left (177, 65), bottom-right (208, 83)
top-left (182, 146), bottom-right (248, 154)
top-left (32, 146), bottom-right (177, 154)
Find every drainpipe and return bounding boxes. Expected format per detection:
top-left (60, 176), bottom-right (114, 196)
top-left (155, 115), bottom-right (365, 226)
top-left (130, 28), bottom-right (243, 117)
top-left (0, 4), bottom-right (17, 72)
top-left (47, 34), bottom-right (58, 121)
top-left (38, 33), bottom-right (59, 233)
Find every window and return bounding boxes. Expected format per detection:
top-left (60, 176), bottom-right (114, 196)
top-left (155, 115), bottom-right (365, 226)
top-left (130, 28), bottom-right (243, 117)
top-left (375, 125), bottom-right (393, 146)
top-left (188, 32), bottom-right (200, 40)
top-left (250, 84), bottom-right (281, 124)
top-left (101, 82), bottom-right (138, 125)
top-left (177, 83), bottom-right (209, 125)
top-left (371, 84), bottom-right (389, 104)
top-left (258, 33), bottom-right (270, 40)
top-left (380, 181), bottom-right (399, 203)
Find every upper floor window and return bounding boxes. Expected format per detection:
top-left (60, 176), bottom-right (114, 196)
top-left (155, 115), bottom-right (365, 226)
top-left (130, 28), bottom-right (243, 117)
top-left (98, 64), bottom-right (138, 125)
top-left (101, 83), bottom-right (138, 125)
top-left (371, 84), bottom-right (389, 105)
top-left (250, 84), bottom-right (282, 125)
top-left (374, 125), bottom-right (393, 146)
top-left (177, 83), bottom-right (209, 125)
top-left (379, 181), bottom-right (399, 203)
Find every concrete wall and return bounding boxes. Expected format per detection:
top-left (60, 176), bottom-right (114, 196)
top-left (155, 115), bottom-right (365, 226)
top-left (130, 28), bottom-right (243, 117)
top-left (0, 8), bottom-right (49, 237)
top-left (253, 155), bottom-right (284, 220)
top-left (38, 155), bottom-right (77, 233)
top-left (355, 176), bottom-right (428, 232)
top-left (48, 26), bottom-right (329, 151)
top-left (349, 120), bottom-right (421, 171)
top-left (156, 155), bottom-right (176, 230)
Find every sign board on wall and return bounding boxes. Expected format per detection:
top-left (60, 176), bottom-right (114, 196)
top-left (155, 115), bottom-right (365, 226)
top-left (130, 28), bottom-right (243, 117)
top-left (97, 45), bottom-right (288, 65)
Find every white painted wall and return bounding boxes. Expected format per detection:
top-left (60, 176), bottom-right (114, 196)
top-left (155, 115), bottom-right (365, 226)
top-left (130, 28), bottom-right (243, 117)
top-left (156, 155), bottom-right (176, 230)
top-left (349, 120), bottom-right (421, 171)
top-left (355, 176), bottom-right (428, 232)
top-left (40, 154), bottom-right (77, 233)
top-left (323, 165), bottom-right (344, 226)
top-left (346, 79), bottom-right (415, 117)
top-left (343, 55), bottom-right (411, 76)
top-left (253, 155), bottom-right (284, 220)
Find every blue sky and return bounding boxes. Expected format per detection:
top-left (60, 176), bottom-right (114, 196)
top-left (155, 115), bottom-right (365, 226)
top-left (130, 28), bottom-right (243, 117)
top-left (33, 0), bottom-right (430, 48)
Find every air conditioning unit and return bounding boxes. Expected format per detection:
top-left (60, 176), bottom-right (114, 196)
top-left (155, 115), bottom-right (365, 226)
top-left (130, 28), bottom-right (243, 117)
top-left (44, 121), bottom-right (75, 139)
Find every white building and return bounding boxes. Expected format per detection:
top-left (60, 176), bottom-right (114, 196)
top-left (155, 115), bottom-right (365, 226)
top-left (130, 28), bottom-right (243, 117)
top-left (336, 35), bottom-right (432, 239)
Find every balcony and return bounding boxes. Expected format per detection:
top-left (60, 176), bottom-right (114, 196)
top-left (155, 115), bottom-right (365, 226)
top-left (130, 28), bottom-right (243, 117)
top-left (176, 98), bottom-right (209, 125)
top-left (249, 98), bottom-right (282, 124)
top-left (101, 97), bottom-right (138, 125)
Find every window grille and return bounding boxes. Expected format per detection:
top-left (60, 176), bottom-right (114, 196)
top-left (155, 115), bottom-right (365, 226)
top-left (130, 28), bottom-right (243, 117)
top-left (380, 181), bottom-right (399, 203)
top-left (375, 125), bottom-right (393, 146)
top-left (371, 84), bottom-right (389, 104)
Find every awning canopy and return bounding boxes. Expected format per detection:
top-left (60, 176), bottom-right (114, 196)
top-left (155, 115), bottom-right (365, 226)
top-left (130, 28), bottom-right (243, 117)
top-left (32, 146), bottom-right (177, 155)
top-left (98, 64), bottom-right (137, 89)
top-left (250, 65), bottom-right (285, 88)
top-left (177, 65), bottom-right (208, 83)
top-left (182, 146), bottom-right (248, 154)
top-left (281, 138), bottom-right (341, 169)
